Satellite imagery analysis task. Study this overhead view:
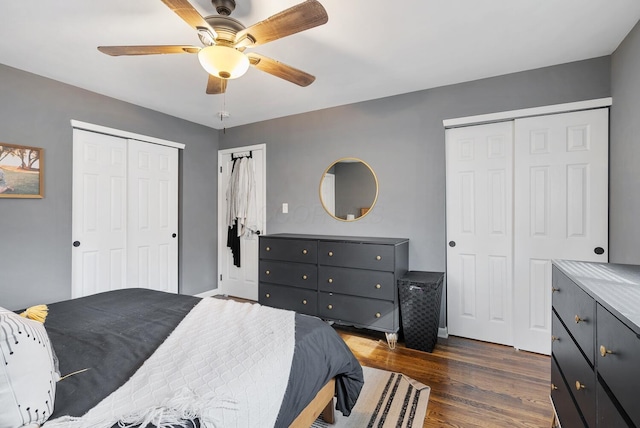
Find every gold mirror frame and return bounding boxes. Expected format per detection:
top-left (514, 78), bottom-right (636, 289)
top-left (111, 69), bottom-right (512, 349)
top-left (319, 157), bottom-right (379, 222)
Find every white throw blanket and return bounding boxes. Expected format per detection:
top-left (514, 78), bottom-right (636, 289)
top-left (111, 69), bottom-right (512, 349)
top-left (45, 298), bottom-right (296, 428)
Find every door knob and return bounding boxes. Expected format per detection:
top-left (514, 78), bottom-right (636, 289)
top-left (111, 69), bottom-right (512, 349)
top-left (172, 233), bottom-right (177, 238)
top-left (73, 241), bottom-right (81, 247)
top-left (594, 247), bottom-right (605, 255)
top-left (449, 241), bottom-right (456, 247)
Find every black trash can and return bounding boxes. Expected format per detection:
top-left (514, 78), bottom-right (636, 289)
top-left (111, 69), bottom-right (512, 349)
top-left (397, 271), bottom-right (444, 353)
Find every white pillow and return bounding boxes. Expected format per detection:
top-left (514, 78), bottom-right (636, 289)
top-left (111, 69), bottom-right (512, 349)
top-left (0, 307), bottom-right (58, 427)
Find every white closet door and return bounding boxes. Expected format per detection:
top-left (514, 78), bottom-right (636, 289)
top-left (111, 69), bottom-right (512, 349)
top-left (127, 139), bottom-right (179, 293)
top-left (446, 121), bottom-right (514, 346)
top-left (513, 108), bottom-right (609, 354)
top-left (72, 129), bottom-right (128, 298)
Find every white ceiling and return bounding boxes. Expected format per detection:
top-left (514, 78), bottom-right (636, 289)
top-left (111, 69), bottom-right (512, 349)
top-left (1, 1), bottom-right (639, 130)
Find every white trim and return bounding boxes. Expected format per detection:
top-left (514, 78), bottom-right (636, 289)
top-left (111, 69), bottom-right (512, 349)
top-left (71, 119), bottom-right (186, 149)
top-left (194, 289), bottom-right (221, 298)
top-left (438, 327), bottom-right (449, 339)
top-left (442, 97), bottom-right (612, 128)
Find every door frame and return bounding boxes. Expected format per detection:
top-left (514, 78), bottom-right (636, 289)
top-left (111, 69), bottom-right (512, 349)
top-left (217, 143), bottom-right (267, 296)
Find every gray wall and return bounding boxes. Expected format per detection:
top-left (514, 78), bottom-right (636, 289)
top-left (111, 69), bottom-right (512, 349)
top-left (610, 20), bottom-right (640, 264)
top-left (0, 64), bottom-right (219, 310)
top-left (219, 56), bottom-right (611, 327)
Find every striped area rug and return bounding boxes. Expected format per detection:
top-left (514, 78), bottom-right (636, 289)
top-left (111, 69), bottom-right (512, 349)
top-left (312, 366), bottom-right (430, 428)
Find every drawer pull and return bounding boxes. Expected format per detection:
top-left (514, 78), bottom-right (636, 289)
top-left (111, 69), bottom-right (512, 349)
top-left (574, 315), bottom-right (584, 323)
top-left (327, 304), bottom-right (333, 310)
top-left (266, 246), bottom-right (271, 252)
top-left (265, 270), bottom-right (270, 275)
top-left (328, 278), bottom-right (333, 284)
top-left (575, 381), bottom-right (585, 391)
top-left (552, 287), bottom-right (559, 293)
top-left (265, 293), bottom-right (270, 298)
top-left (302, 249), bottom-right (308, 255)
top-left (375, 312), bottom-right (381, 318)
top-left (302, 299), bottom-right (308, 305)
top-left (376, 255), bottom-right (382, 261)
top-left (375, 284), bottom-right (381, 289)
top-left (600, 345), bottom-right (613, 357)
top-left (551, 383), bottom-right (558, 391)
top-left (551, 336), bottom-right (559, 342)
top-left (302, 274), bottom-right (308, 280)
top-left (328, 251), bottom-right (334, 257)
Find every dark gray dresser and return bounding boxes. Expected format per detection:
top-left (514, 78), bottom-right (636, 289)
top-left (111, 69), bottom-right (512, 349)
top-left (551, 260), bottom-right (640, 427)
top-left (258, 234), bottom-right (409, 342)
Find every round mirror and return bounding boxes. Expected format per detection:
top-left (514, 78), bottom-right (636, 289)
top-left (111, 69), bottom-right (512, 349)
top-left (319, 158), bottom-right (378, 221)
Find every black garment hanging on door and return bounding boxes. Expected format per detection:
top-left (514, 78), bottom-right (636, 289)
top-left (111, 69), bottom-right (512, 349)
top-left (226, 157), bottom-right (241, 267)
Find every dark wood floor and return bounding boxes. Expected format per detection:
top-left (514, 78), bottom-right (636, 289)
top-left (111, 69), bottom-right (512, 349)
top-left (336, 328), bottom-right (553, 428)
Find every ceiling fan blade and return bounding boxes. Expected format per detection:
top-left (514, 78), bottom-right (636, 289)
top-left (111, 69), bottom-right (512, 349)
top-left (206, 75), bottom-right (228, 94)
top-left (235, 0), bottom-right (328, 47)
top-left (247, 53), bottom-right (315, 87)
top-left (160, 0), bottom-right (218, 38)
top-left (98, 45), bottom-right (200, 56)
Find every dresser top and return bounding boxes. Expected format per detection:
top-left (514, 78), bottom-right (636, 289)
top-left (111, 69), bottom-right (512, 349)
top-left (262, 233), bottom-right (409, 245)
top-left (554, 260), bottom-right (640, 333)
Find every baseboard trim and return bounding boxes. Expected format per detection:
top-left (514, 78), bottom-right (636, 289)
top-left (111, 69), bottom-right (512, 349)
top-left (194, 289), bottom-right (220, 298)
top-left (438, 327), bottom-right (449, 339)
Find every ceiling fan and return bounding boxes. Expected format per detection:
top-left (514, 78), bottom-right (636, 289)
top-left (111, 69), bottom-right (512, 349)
top-left (98, 0), bottom-right (328, 94)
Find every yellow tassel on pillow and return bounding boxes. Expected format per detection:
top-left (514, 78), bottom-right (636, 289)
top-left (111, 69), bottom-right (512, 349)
top-left (20, 304), bottom-right (49, 323)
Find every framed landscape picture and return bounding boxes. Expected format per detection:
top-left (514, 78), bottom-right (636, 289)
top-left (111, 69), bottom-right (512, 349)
top-left (0, 143), bottom-right (44, 198)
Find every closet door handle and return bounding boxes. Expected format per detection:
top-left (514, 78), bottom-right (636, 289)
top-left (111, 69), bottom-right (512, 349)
top-left (594, 247), bottom-right (605, 255)
top-left (73, 241), bottom-right (81, 247)
top-left (172, 233), bottom-right (177, 238)
top-left (449, 241), bottom-right (456, 247)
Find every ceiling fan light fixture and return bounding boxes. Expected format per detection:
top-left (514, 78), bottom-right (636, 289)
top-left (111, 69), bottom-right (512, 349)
top-left (198, 45), bottom-right (249, 79)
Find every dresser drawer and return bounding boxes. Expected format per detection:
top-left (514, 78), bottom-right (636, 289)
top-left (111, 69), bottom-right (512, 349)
top-left (552, 266), bottom-right (596, 365)
top-left (318, 241), bottom-right (394, 271)
top-left (596, 303), bottom-right (640, 425)
top-left (318, 292), bottom-right (395, 332)
top-left (551, 356), bottom-right (586, 428)
top-left (260, 237), bottom-right (317, 263)
top-left (318, 266), bottom-right (394, 300)
top-left (552, 312), bottom-right (596, 427)
top-left (260, 260), bottom-right (317, 290)
top-left (259, 283), bottom-right (317, 316)
top-left (597, 380), bottom-right (629, 427)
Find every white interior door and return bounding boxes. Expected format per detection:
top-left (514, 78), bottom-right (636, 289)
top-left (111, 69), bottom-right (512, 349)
top-left (218, 144), bottom-right (266, 301)
top-left (446, 121), bottom-right (514, 346)
top-left (72, 129), bottom-right (128, 298)
top-left (127, 139), bottom-right (179, 293)
top-left (513, 108), bottom-right (609, 354)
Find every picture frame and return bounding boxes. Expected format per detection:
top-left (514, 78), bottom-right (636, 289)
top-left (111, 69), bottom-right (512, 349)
top-left (0, 143), bottom-right (44, 198)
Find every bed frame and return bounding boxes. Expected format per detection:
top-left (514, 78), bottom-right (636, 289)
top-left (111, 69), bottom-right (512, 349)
top-left (289, 378), bottom-right (336, 427)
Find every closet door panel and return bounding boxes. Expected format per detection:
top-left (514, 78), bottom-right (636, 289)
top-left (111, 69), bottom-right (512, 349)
top-left (513, 108), bottom-right (608, 354)
top-left (446, 121), bottom-right (514, 346)
top-left (128, 140), bottom-right (179, 293)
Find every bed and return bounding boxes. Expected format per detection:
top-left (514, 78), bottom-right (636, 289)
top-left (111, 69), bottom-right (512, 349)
top-left (1, 288), bottom-right (363, 428)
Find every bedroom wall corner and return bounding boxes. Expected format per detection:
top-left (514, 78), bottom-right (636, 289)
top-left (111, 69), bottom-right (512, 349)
top-left (610, 18), bottom-right (640, 265)
top-left (0, 64), bottom-right (220, 310)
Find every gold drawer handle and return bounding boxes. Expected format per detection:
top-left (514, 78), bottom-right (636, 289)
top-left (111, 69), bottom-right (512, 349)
top-left (375, 284), bottom-right (381, 289)
top-left (376, 255), bottom-right (382, 261)
top-left (302, 299), bottom-right (307, 305)
top-left (551, 336), bottom-right (559, 342)
top-left (265, 270), bottom-right (270, 275)
top-left (551, 383), bottom-right (558, 391)
top-left (328, 251), bottom-right (334, 257)
top-left (266, 246), bottom-right (271, 252)
top-left (302, 249), bottom-right (308, 255)
top-left (375, 312), bottom-right (381, 318)
top-left (327, 304), bottom-right (333, 310)
top-left (600, 345), bottom-right (613, 357)
top-left (575, 381), bottom-right (585, 391)
top-left (328, 278), bottom-right (333, 284)
top-left (574, 315), bottom-right (584, 323)
top-left (302, 274), bottom-right (308, 280)
top-left (265, 293), bottom-right (270, 298)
